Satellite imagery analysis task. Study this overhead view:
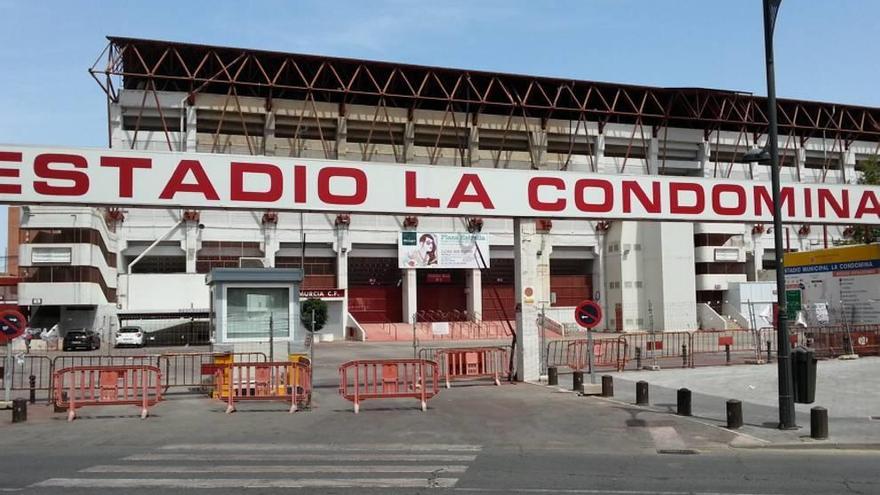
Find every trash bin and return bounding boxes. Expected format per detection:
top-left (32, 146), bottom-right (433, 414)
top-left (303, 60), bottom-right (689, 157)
top-left (791, 346), bottom-right (817, 404)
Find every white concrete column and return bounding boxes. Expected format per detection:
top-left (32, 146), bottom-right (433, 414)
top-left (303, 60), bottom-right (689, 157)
top-left (185, 105), bottom-right (198, 152)
top-left (536, 233), bottom-right (552, 305)
top-left (109, 103), bottom-right (124, 148)
top-left (183, 221), bottom-right (200, 273)
top-left (402, 269), bottom-right (417, 324)
top-left (335, 116), bottom-right (347, 159)
top-left (262, 223), bottom-right (279, 268)
top-left (593, 233), bottom-right (608, 332)
top-left (404, 120), bottom-right (415, 163)
top-left (263, 111), bottom-right (276, 156)
top-left (468, 124), bottom-right (479, 167)
top-left (594, 133), bottom-right (607, 173)
top-left (333, 226), bottom-right (351, 289)
top-left (514, 218), bottom-right (540, 382)
top-left (531, 130), bottom-right (547, 170)
top-left (698, 140), bottom-right (711, 175)
top-left (842, 148), bottom-right (857, 184)
top-left (466, 269), bottom-right (482, 320)
top-left (647, 137), bottom-right (659, 175)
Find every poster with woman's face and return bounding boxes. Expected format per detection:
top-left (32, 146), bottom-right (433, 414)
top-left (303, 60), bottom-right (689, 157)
top-left (399, 232), bottom-right (490, 269)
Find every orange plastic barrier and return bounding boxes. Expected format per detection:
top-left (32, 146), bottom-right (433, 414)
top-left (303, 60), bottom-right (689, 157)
top-left (565, 338), bottom-right (627, 372)
top-left (53, 365), bottom-right (162, 421)
top-left (338, 359), bottom-right (440, 414)
top-left (436, 347), bottom-right (509, 388)
top-left (210, 361), bottom-right (311, 414)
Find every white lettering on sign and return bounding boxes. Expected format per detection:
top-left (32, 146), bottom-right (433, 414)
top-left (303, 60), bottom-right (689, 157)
top-left (0, 145), bottom-right (878, 224)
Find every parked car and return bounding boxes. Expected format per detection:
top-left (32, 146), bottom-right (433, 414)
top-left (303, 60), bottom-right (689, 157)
top-left (62, 329), bottom-right (101, 351)
top-left (115, 326), bottom-right (145, 348)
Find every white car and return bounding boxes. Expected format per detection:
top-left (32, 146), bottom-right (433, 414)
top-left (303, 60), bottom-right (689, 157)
top-left (114, 326), bottom-right (145, 348)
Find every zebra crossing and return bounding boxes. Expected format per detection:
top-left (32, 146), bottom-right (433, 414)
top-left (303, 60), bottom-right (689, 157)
top-left (32, 443), bottom-right (481, 490)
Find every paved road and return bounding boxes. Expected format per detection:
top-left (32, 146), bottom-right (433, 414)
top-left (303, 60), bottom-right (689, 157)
top-left (1, 342), bottom-right (878, 494)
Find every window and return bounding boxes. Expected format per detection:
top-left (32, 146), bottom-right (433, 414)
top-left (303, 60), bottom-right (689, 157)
top-left (225, 287), bottom-right (290, 340)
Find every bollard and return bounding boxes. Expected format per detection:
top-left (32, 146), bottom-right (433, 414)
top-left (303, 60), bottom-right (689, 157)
top-left (601, 375), bottom-right (614, 397)
top-left (726, 399), bottom-right (743, 429)
top-left (810, 407), bottom-right (828, 440)
top-left (572, 371), bottom-right (584, 392)
top-left (681, 344), bottom-right (688, 367)
top-left (725, 344), bottom-right (731, 365)
top-left (12, 398), bottom-right (27, 423)
top-left (677, 388), bottom-right (692, 416)
top-left (29, 375), bottom-right (36, 404)
top-left (635, 347), bottom-right (642, 369)
top-left (766, 341), bottom-right (773, 363)
top-left (547, 366), bottom-right (558, 386)
top-left (636, 381), bottom-right (649, 405)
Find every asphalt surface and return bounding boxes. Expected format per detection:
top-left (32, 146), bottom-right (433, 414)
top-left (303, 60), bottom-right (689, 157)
top-left (1, 341), bottom-right (878, 494)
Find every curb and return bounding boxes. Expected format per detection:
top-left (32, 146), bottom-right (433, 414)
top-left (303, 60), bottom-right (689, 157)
top-left (732, 441), bottom-right (880, 451)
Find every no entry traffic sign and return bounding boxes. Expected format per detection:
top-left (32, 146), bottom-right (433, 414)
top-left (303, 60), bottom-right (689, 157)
top-left (574, 300), bottom-right (602, 329)
top-left (0, 309), bottom-right (26, 344)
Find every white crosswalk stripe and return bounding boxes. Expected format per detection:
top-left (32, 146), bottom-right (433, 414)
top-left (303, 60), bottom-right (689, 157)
top-left (33, 443), bottom-right (482, 490)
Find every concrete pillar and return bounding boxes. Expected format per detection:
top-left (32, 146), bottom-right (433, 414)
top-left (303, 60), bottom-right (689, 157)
top-left (402, 268), bottom-right (417, 324)
top-left (183, 221), bottom-right (200, 273)
top-left (335, 116), bottom-right (347, 159)
top-left (796, 146), bottom-right (806, 180)
top-left (468, 124), bottom-right (479, 167)
top-left (262, 223), bottom-right (279, 268)
top-left (185, 105), bottom-right (198, 152)
top-left (593, 233), bottom-right (608, 332)
top-left (404, 120), bottom-right (415, 163)
top-left (531, 130), bottom-right (547, 170)
top-left (514, 218), bottom-right (540, 382)
top-left (594, 133), bottom-right (606, 173)
top-left (466, 269), bottom-right (482, 320)
top-left (333, 226), bottom-right (351, 289)
top-left (647, 138), bottom-right (660, 175)
top-left (698, 140), bottom-right (711, 175)
top-left (263, 111), bottom-right (276, 156)
top-left (109, 103), bottom-right (124, 148)
top-left (842, 148), bottom-right (857, 184)
top-left (536, 233), bottom-right (552, 306)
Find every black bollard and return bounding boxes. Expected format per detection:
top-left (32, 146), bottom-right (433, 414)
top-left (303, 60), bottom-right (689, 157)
top-left (635, 347), bottom-right (642, 369)
top-left (601, 375), bottom-right (614, 397)
top-left (12, 398), bottom-right (27, 423)
top-left (636, 381), bottom-right (649, 405)
top-left (572, 371), bottom-right (584, 391)
top-left (766, 341), bottom-right (773, 363)
top-left (725, 345), bottom-right (731, 365)
top-left (681, 344), bottom-right (688, 367)
top-left (726, 399), bottom-right (743, 429)
top-left (29, 375), bottom-right (36, 404)
top-left (810, 407), bottom-right (828, 440)
top-left (677, 388), bottom-right (692, 416)
top-left (547, 366), bottom-right (558, 386)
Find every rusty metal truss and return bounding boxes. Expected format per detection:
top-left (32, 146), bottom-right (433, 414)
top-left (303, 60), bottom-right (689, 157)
top-left (90, 36), bottom-right (880, 175)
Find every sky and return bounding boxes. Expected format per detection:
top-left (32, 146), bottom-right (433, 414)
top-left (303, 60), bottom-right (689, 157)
top-left (1, 0), bottom-right (879, 260)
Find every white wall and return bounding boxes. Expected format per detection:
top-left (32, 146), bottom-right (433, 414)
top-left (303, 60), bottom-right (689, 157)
top-left (122, 273), bottom-right (209, 311)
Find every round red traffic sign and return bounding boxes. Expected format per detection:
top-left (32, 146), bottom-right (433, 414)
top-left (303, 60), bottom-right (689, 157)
top-left (0, 309), bottom-right (27, 343)
top-left (574, 300), bottom-right (602, 329)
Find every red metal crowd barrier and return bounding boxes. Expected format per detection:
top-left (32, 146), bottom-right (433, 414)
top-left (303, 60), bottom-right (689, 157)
top-left (436, 346), bottom-right (509, 388)
top-left (209, 361), bottom-right (311, 414)
top-left (338, 359), bottom-right (440, 414)
top-left (565, 338), bottom-right (627, 372)
top-left (53, 365), bottom-right (162, 421)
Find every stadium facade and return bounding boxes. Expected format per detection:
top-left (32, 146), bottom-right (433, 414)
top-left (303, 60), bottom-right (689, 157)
top-left (7, 37), bottom-right (880, 342)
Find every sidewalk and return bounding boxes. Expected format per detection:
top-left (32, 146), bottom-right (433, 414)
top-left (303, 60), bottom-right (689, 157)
top-left (604, 356), bottom-right (880, 449)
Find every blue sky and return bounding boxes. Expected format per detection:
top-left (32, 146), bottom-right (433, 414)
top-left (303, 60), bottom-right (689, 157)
top-left (1, 0), bottom-right (879, 261)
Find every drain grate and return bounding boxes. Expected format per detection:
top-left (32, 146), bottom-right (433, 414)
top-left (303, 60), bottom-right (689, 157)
top-left (657, 449), bottom-right (700, 455)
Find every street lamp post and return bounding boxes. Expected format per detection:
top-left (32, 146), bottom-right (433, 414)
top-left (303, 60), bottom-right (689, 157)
top-left (748, 0), bottom-right (797, 429)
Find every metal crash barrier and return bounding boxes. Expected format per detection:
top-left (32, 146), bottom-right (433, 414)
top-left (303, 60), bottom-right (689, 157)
top-left (210, 361), bottom-right (311, 414)
top-left (565, 338), bottom-right (628, 372)
top-left (436, 347), bottom-right (509, 388)
top-left (53, 365), bottom-right (162, 421)
top-left (338, 359), bottom-right (440, 414)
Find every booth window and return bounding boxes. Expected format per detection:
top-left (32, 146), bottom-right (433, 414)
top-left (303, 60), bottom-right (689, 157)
top-left (226, 287), bottom-right (290, 339)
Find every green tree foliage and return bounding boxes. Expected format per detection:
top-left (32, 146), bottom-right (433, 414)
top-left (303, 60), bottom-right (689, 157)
top-left (301, 298), bottom-right (328, 332)
top-left (850, 156), bottom-right (880, 244)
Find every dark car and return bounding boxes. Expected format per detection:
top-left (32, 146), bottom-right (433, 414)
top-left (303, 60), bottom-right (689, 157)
top-left (62, 329), bottom-right (101, 351)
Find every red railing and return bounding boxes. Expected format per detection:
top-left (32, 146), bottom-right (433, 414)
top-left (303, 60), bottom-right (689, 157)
top-left (53, 365), bottom-right (162, 421)
top-left (338, 359), bottom-right (440, 414)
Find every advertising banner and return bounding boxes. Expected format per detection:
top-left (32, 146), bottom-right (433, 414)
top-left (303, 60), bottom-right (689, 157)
top-left (398, 232), bottom-right (490, 269)
top-left (0, 145), bottom-right (878, 224)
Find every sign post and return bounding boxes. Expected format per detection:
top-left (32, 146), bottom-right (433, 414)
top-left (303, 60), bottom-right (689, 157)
top-left (574, 300), bottom-right (603, 384)
top-left (0, 310), bottom-right (27, 404)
